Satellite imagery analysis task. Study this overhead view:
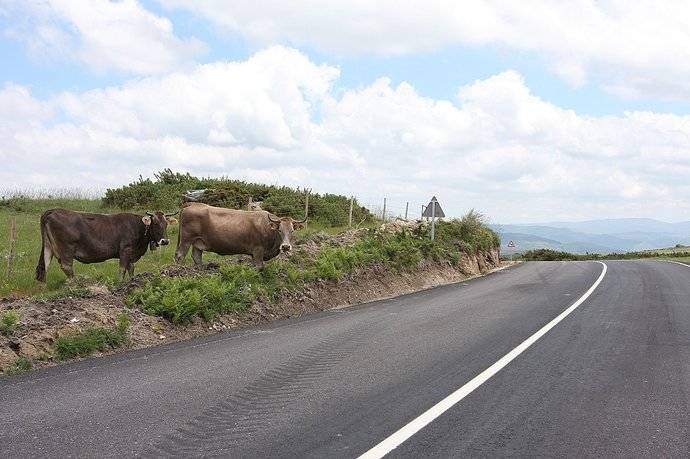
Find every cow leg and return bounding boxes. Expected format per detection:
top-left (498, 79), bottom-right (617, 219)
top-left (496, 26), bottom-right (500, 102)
top-left (192, 247), bottom-right (203, 266)
top-left (41, 243), bottom-right (53, 281)
top-left (119, 251), bottom-right (133, 280)
top-left (59, 255), bottom-right (75, 278)
top-left (251, 249), bottom-right (265, 269)
top-left (175, 240), bottom-right (192, 265)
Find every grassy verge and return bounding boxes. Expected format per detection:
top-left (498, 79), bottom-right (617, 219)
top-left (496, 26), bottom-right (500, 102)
top-left (54, 314), bottom-right (130, 361)
top-left (4, 357), bottom-right (32, 375)
top-left (128, 214), bottom-right (500, 324)
top-left (519, 248), bottom-right (690, 262)
top-left (0, 310), bottom-right (20, 336)
top-left (0, 172), bottom-right (373, 298)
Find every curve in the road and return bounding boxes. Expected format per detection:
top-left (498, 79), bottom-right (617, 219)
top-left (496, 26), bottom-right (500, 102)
top-left (359, 261), bottom-right (608, 459)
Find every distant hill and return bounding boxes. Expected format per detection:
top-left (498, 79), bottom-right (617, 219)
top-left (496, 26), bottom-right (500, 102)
top-left (493, 218), bottom-right (690, 254)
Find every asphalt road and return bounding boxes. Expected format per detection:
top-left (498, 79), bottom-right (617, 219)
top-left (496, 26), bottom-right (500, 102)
top-left (1, 260), bottom-right (688, 458)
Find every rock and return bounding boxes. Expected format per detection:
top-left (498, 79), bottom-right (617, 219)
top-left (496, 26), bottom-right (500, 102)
top-left (0, 348), bottom-right (18, 369)
top-left (18, 341), bottom-right (41, 359)
top-left (86, 285), bottom-right (109, 296)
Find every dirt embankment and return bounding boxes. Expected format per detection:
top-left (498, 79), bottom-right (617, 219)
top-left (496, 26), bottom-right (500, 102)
top-left (0, 248), bottom-right (502, 373)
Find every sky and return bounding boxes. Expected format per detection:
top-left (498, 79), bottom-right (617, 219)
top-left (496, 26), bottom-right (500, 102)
top-left (2, 1), bottom-right (690, 223)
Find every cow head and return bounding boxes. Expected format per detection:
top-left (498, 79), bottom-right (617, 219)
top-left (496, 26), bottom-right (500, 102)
top-left (268, 214), bottom-right (307, 253)
top-left (142, 211), bottom-right (178, 250)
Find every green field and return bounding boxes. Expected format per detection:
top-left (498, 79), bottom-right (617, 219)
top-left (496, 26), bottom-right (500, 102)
top-left (518, 247), bottom-right (690, 264)
top-left (0, 196), bottom-right (352, 298)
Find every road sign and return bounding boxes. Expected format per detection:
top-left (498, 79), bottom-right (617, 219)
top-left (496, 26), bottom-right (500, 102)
top-left (422, 196), bottom-right (445, 218)
top-left (423, 196), bottom-right (445, 240)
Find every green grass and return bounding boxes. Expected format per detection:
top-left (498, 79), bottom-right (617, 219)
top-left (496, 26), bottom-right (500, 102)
top-left (518, 247), bottom-right (690, 262)
top-left (0, 203), bottom-right (233, 297)
top-left (54, 314), bottom-right (130, 361)
top-left (3, 356), bottom-right (32, 375)
top-left (0, 174), bottom-right (371, 298)
top-left (0, 310), bottom-right (20, 336)
top-left (666, 257), bottom-right (690, 264)
top-left (128, 218), bottom-right (500, 324)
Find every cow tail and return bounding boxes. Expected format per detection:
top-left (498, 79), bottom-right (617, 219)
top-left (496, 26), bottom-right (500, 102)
top-left (35, 212), bottom-right (49, 282)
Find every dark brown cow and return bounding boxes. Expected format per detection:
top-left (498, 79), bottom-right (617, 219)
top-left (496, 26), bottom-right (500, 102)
top-left (35, 209), bottom-right (178, 281)
top-left (175, 203), bottom-right (306, 268)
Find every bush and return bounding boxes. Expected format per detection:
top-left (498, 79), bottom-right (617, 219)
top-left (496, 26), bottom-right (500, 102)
top-left (0, 310), bottom-right (20, 336)
top-left (127, 264), bottom-right (265, 323)
top-left (4, 357), bottom-right (32, 375)
top-left (520, 249), bottom-right (580, 261)
top-left (128, 212), bottom-right (501, 324)
top-left (435, 210), bottom-right (500, 254)
top-left (54, 314), bottom-right (130, 360)
top-left (102, 169), bottom-right (373, 226)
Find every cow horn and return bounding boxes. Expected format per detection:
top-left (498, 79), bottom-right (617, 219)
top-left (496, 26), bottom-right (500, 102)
top-left (295, 215), bottom-right (308, 224)
top-left (146, 211), bottom-right (155, 217)
top-left (165, 211), bottom-right (179, 217)
top-left (267, 214), bottom-right (282, 224)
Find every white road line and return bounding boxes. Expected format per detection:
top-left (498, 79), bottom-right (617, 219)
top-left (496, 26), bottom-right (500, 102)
top-left (664, 260), bottom-right (690, 268)
top-left (359, 261), bottom-right (608, 459)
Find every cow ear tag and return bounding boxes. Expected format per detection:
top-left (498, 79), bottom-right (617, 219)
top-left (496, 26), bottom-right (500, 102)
top-left (142, 216), bottom-right (152, 226)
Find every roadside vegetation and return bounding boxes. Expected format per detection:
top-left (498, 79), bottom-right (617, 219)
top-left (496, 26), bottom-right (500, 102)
top-left (1, 172), bottom-right (502, 374)
top-left (54, 314), bottom-right (130, 361)
top-left (128, 214), bottom-right (500, 324)
top-left (518, 247), bottom-right (690, 262)
top-left (0, 310), bottom-right (20, 336)
top-left (4, 357), bottom-right (32, 375)
top-left (0, 170), bottom-right (373, 298)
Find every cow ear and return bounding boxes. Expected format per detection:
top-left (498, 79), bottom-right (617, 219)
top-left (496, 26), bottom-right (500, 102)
top-left (294, 223), bottom-right (304, 230)
top-left (142, 216), bottom-right (152, 226)
top-left (269, 222), bottom-right (279, 231)
top-left (166, 217), bottom-right (178, 225)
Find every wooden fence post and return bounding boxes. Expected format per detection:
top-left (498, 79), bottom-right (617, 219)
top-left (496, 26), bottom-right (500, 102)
top-left (304, 188), bottom-right (311, 228)
top-left (348, 197), bottom-right (354, 227)
top-left (6, 217), bottom-right (17, 279)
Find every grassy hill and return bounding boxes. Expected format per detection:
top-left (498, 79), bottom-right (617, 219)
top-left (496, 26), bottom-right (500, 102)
top-left (0, 171), bottom-right (375, 297)
top-left (103, 169), bottom-right (372, 226)
top-left (0, 171), bottom-right (499, 299)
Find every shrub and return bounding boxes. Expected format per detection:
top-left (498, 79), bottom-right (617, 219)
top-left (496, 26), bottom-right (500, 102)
top-left (102, 169), bottom-right (373, 226)
top-left (128, 264), bottom-right (265, 323)
top-left (54, 314), bottom-right (130, 360)
top-left (128, 210), bottom-right (501, 323)
top-left (520, 249), bottom-right (580, 261)
top-left (4, 357), bottom-right (32, 375)
top-left (0, 310), bottom-right (20, 336)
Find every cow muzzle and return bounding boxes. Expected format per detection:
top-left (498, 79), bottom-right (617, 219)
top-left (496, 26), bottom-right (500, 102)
top-left (159, 239), bottom-right (170, 246)
top-left (280, 244), bottom-right (292, 253)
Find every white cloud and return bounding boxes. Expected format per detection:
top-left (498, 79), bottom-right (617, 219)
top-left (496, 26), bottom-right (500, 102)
top-left (161, 0), bottom-right (690, 100)
top-left (3, 47), bottom-right (690, 222)
top-left (2, 0), bottom-right (205, 75)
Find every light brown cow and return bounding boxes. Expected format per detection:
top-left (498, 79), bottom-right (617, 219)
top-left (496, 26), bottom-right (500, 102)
top-left (174, 203), bottom-right (306, 268)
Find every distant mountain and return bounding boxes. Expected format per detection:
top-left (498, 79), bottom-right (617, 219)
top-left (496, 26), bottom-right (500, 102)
top-left (536, 218), bottom-right (690, 235)
top-left (492, 218), bottom-right (690, 254)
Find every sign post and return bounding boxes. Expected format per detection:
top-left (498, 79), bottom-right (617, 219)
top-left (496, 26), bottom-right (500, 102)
top-left (422, 196), bottom-right (445, 241)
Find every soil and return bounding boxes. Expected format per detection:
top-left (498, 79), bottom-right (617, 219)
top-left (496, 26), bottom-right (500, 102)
top-left (0, 240), bottom-right (505, 373)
